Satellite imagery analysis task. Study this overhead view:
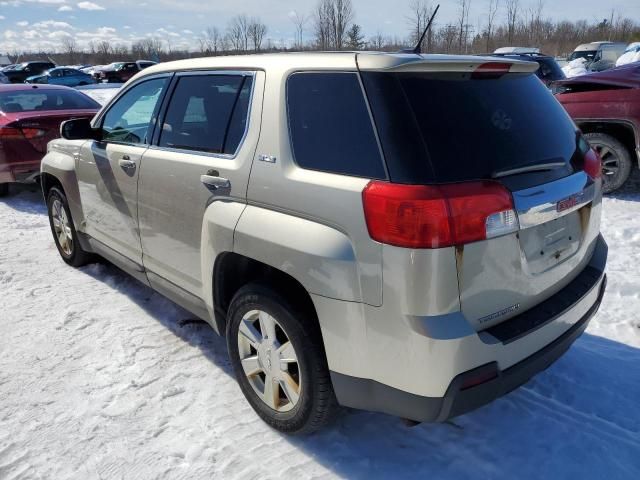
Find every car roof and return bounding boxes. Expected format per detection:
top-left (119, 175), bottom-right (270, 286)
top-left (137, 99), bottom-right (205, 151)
top-left (574, 41), bottom-right (627, 51)
top-left (137, 51), bottom-right (538, 81)
top-left (0, 84), bottom-right (78, 92)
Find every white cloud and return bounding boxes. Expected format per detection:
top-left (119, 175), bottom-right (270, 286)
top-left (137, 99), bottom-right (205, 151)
top-left (48, 30), bottom-right (73, 39)
top-left (182, 29), bottom-right (193, 34)
top-left (58, 5), bottom-right (72, 10)
top-left (16, 21), bottom-right (29, 26)
top-left (32, 20), bottom-right (74, 29)
top-left (26, 0), bottom-right (66, 4)
top-left (0, 16), bottom-right (5, 20)
top-left (77, 1), bottom-right (104, 10)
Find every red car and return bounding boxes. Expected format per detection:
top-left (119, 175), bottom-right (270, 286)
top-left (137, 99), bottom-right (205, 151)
top-left (554, 63), bottom-right (640, 193)
top-left (0, 84), bottom-right (100, 196)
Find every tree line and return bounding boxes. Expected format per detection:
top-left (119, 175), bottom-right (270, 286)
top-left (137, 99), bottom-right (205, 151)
top-left (7, 0), bottom-right (640, 66)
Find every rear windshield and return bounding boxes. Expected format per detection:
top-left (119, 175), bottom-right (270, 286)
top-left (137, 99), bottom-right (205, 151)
top-left (0, 89), bottom-right (99, 113)
top-left (361, 71), bottom-right (581, 184)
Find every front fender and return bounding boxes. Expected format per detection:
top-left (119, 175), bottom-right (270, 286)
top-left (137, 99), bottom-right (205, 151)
top-left (233, 205), bottom-right (361, 302)
top-left (41, 140), bottom-right (87, 230)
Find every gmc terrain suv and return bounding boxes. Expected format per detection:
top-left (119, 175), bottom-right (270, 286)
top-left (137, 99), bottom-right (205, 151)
top-left (41, 52), bottom-right (608, 434)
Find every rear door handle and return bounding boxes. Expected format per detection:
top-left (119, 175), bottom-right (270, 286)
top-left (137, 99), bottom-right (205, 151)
top-left (200, 174), bottom-right (231, 191)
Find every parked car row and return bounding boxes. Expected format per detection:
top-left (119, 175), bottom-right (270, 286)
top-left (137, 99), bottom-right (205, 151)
top-left (0, 60), bottom-right (156, 87)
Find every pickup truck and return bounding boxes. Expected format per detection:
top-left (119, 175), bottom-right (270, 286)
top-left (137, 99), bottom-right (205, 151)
top-left (554, 63), bottom-right (640, 193)
top-left (4, 61), bottom-right (56, 83)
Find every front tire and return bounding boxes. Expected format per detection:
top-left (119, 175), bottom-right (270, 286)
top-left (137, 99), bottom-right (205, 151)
top-left (585, 132), bottom-right (632, 193)
top-left (226, 284), bottom-right (337, 434)
top-left (46, 187), bottom-right (93, 267)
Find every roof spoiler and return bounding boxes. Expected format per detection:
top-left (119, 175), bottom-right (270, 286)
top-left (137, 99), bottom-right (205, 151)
top-left (356, 54), bottom-right (540, 74)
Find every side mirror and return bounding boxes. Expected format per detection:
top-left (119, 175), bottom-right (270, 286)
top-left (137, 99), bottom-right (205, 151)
top-left (61, 118), bottom-right (101, 141)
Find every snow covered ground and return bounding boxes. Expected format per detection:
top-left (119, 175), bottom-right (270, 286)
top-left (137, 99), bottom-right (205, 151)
top-left (1, 174), bottom-right (640, 480)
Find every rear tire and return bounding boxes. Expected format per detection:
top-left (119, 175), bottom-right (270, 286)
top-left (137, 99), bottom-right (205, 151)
top-left (226, 284), bottom-right (337, 434)
top-left (0, 183), bottom-right (9, 197)
top-left (46, 187), bottom-right (93, 267)
top-left (585, 132), bottom-right (632, 194)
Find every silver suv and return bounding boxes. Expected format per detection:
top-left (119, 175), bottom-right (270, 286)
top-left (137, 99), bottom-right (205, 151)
top-left (41, 52), bottom-right (608, 434)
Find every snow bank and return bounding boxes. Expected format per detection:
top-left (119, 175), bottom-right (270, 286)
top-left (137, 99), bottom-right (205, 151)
top-left (616, 42), bottom-right (640, 67)
top-left (562, 57), bottom-right (589, 78)
top-left (1, 180), bottom-right (640, 479)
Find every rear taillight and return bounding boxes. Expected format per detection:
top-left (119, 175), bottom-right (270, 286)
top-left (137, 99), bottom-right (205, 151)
top-left (0, 126), bottom-right (46, 140)
top-left (362, 181), bottom-right (519, 249)
top-left (0, 127), bottom-right (24, 140)
top-left (584, 148), bottom-right (602, 180)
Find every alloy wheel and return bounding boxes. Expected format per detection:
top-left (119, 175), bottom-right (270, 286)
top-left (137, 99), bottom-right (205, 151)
top-left (237, 309), bottom-right (301, 412)
top-left (51, 199), bottom-right (73, 256)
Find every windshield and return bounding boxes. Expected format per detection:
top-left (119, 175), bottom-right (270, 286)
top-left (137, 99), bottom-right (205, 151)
top-left (0, 89), bottom-right (100, 113)
top-left (568, 50), bottom-right (597, 61)
top-left (361, 71), bottom-right (582, 184)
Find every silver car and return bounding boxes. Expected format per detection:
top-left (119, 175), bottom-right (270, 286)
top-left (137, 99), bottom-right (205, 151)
top-left (41, 52), bottom-right (608, 434)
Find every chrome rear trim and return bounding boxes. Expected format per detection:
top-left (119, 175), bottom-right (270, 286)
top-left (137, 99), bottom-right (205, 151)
top-left (512, 172), bottom-right (596, 230)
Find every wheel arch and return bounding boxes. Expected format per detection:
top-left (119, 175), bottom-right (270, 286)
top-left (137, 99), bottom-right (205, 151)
top-left (212, 252), bottom-right (321, 340)
top-left (40, 160), bottom-right (85, 231)
top-left (577, 119), bottom-right (639, 168)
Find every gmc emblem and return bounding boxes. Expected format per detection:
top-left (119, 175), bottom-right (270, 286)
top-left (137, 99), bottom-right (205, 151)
top-left (556, 193), bottom-right (582, 212)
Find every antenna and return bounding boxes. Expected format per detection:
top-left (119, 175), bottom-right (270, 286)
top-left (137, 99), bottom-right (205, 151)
top-left (409, 4), bottom-right (440, 55)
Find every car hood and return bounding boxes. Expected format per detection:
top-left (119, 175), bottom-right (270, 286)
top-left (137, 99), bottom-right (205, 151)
top-left (556, 63), bottom-right (640, 89)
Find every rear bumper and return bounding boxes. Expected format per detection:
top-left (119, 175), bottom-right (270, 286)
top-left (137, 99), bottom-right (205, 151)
top-left (0, 161), bottom-right (41, 184)
top-left (331, 235), bottom-right (608, 422)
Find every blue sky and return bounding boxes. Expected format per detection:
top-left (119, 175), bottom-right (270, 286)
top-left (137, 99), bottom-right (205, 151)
top-left (0, 0), bottom-right (639, 53)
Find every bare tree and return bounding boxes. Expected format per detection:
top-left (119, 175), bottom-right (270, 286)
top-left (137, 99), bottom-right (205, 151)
top-left (248, 18), bottom-right (267, 51)
top-left (290, 11), bottom-right (308, 49)
top-left (198, 26), bottom-right (223, 54)
top-left (330, 0), bottom-right (354, 50)
top-left (406, 0), bottom-right (437, 51)
top-left (227, 14), bottom-right (250, 51)
top-left (369, 32), bottom-right (386, 50)
top-left (505, 0), bottom-right (519, 44)
top-left (484, 0), bottom-right (499, 52)
top-left (313, 0), bottom-right (354, 50)
top-left (457, 0), bottom-right (472, 53)
top-left (60, 37), bottom-right (78, 64)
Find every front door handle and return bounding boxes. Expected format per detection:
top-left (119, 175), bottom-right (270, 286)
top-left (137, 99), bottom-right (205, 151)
top-left (200, 174), bottom-right (231, 191)
top-left (118, 158), bottom-right (136, 174)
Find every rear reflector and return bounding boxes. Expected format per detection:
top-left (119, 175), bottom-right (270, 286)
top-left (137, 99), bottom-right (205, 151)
top-left (584, 148), bottom-right (602, 180)
top-left (459, 364), bottom-right (499, 390)
top-left (362, 181), bottom-right (518, 249)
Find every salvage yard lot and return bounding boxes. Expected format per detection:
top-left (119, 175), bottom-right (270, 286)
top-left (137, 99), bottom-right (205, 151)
top-left (1, 175), bottom-right (640, 480)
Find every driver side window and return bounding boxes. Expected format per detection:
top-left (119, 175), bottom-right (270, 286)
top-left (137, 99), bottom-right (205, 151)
top-left (101, 78), bottom-right (167, 144)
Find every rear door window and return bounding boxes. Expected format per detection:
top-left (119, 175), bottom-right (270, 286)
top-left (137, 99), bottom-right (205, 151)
top-left (158, 74), bottom-right (252, 155)
top-left (286, 72), bottom-right (385, 179)
top-left (362, 71), bottom-right (580, 184)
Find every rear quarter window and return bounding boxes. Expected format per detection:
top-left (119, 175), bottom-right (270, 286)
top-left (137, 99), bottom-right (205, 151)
top-left (286, 72), bottom-right (386, 179)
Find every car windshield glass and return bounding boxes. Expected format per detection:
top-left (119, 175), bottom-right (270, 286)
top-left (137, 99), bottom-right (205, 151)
top-left (0, 89), bottom-right (100, 112)
top-left (568, 50), bottom-right (597, 61)
top-left (362, 71), bottom-right (581, 184)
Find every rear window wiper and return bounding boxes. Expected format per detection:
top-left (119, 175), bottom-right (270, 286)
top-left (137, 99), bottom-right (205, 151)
top-left (491, 161), bottom-right (566, 179)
